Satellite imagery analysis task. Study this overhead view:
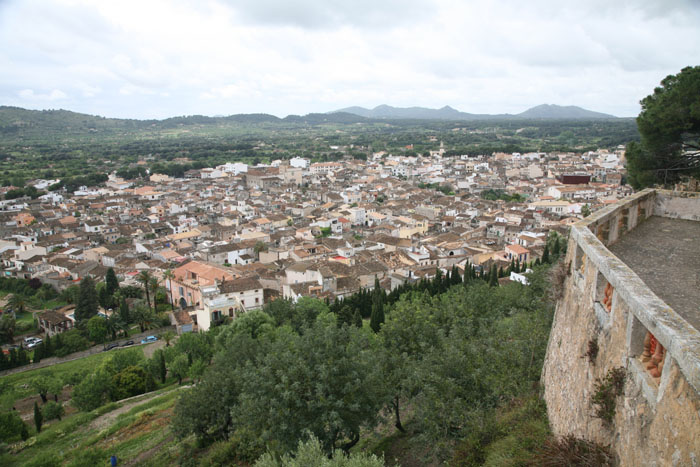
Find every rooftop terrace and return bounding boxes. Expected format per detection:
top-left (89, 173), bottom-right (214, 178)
top-left (609, 215), bottom-right (700, 332)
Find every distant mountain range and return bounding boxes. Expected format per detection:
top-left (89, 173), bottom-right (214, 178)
top-left (332, 104), bottom-right (617, 120)
top-left (0, 103), bottom-right (620, 142)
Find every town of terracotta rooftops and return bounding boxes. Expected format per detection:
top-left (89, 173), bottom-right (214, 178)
top-left (2, 146), bottom-right (633, 332)
top-left (2, 1), bottom-right (699, 461)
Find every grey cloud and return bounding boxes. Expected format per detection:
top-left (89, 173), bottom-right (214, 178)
top-left (1, 0), bottom-right (698, 119)
top-left (225, 0), bottom-right (432, 29)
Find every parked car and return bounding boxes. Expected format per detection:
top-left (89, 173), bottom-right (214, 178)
top-left (121, 340), bottom-right (134, 347)
top-left (140, 336), bottom-right (158, 344)
top-left (105, 343), bottom-right (119, 351)
top-left (25, 337), bottom-right (43, 349)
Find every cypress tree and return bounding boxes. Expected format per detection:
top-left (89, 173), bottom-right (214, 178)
top-left (461, 262), bottom-right (469, 283)
top-left (498, 266), bottom-right (505, 278)
top-left (338, 305), bottom-right (353, 327)
top-left (370, 277), bottom-right (385, 333)
top-left (552, 236), bottom-right (561, 258)
top-left (542, 244), bottom-right (550, 264)
top-left (98, 285), bottom-right (112, 310)
top-left (105, 268), bottom-right (119, 297)
top-left (451, 265), bottom-right (461, 285)
top-left (489, 264), bottom-right (498, 287)
top-left (54, 333), bottom-right (62, 354)
top-left (75, 277), bottom-right (98, 322)
top-left (352, 309), bottom-right (362, 328)
top-left (119, 296), bottom-right (130, 324)
top-left (432, 268), bottom-right (443, 294)
top-left (33, 343), bottom-right (43, 363)
top-left (44, 335), bottom-right (53, 357)
top-left (158, 350), bottom-right (167, 384)
top-left (370, 296), bottom-right (384, 333)
top-left (34, 401), bottom-right (42, 433)
top-left (515, 259), bottom-right (521, 273)
top-left (18, 348), bottom-right (29, 366)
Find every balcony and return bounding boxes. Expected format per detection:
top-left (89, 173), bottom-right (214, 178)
top-left (570, 188), bottom-right (700, 403)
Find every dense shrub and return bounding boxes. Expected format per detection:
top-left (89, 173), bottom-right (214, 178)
top-left (534, 434), bottom-right (615, 466)
top-left (54, 330), bottom-right (90, 357)
top-left (42, 401), bottom-right (65, 421)
top-left (71, 369), bottom-right (112, 411)
top-left (0, 411), bottom-right (29, 443)
top-left (110, 365), bottom-right (155, 401)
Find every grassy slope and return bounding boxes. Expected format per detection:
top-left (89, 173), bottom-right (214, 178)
top-left (0, 347), bottom-right (144, 411)
top-left (0, 342), bottom-right (195, 466)
top-left (2, 389), bottom-right (181, 466)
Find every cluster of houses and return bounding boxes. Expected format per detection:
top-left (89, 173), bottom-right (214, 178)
top-left (0, 146), bottom-right (631, 333)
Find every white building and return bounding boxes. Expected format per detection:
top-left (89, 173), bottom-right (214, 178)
top-left (195, 278), bottom-right (263, 331)
top-left (219, 162), bottom-right (248, 176)
top-left (201, 168), bottom-right (224, 179)
top-left (290, 157), bottom-right (310, 169)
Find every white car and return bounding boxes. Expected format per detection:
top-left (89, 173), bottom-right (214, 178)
top-left (24, 337), bottom-right (43, 349)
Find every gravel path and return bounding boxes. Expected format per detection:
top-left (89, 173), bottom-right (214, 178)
top-left (88, 384), bottom-right (189, 432)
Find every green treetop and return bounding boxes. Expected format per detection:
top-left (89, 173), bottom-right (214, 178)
top-left (626, 66), bottom-right (700, 188)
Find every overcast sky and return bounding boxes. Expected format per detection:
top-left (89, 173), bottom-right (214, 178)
top-left (1, 0), bottom-right (698, 119)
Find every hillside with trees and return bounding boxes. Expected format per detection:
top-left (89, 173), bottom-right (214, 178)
top-left (0, 249), bottom-right (602, 466)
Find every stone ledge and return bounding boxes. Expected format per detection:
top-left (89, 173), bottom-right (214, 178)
top-left (578, 188), bottom-right (655, 234)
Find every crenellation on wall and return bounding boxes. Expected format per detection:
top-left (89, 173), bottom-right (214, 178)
top-left (543, 189), bottom-right (700, 466)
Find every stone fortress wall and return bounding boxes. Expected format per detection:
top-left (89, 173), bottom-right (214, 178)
top-left (542, 189), bottom-right (700, 466)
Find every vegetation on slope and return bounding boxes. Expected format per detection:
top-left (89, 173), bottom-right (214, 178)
top-left (1, 246), bottom-right (617, 466)
top-left (170, 262), bottom-right (557, 465)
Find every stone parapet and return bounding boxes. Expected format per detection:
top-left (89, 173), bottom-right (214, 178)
top-left (542, 189), bottom-right (700, 466)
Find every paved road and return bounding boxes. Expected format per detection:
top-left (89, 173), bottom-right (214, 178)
top-left (0, 326), bottom-right (176, 376)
